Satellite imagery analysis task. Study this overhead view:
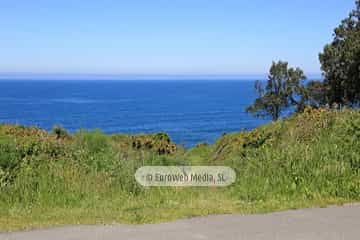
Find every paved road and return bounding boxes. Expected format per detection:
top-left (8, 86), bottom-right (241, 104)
top-left (1, 204), bottom-right (360, 240)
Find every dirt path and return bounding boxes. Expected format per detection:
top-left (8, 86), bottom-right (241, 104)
top-left (1, 204), bottom-right (360, 240)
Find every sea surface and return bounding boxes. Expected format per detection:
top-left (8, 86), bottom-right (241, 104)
top-left (0, 80), bottom-right (269, 147)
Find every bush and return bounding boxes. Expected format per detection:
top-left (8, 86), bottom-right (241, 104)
top-left (0, 136), bottom-right (21, 171)
top-left (52, 125), bottom-right (69, 139)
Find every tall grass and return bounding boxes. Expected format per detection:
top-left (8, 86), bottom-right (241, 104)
top-left (0, 108), bottom-right (359, 230)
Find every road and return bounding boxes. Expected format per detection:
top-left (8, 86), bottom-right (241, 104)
top-left (1, 204), bottom-right (359, 240)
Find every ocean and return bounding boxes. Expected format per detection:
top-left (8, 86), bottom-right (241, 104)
top-left (0, 80), bottom-right (269, 147)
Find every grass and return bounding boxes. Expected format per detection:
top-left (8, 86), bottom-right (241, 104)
top-left (0, 107), bottom-right (359, 231)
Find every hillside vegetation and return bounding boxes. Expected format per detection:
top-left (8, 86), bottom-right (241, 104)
top-left (0, 108), bottom-right (359, 230)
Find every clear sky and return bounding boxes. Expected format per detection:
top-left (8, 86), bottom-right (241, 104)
top-left (0, 0), bottom-right (356, 78)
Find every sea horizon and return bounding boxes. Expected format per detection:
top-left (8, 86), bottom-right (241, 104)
top-left (0, 79), bottom-right (273, 147)
top-left (0, 73), bottom-right (323, 81)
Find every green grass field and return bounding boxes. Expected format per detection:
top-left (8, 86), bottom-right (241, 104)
top-left (0, 108), bottom-right (359, 230)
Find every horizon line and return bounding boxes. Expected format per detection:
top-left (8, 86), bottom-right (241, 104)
top-left (0, 72), bottom-right (323, 81)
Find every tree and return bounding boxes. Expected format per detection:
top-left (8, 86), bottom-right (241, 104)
top-left (319, 0), bottom-right (360, 107)
top-left (303, 80), bottom-right (329, 108)
top-left (246, 61), bottom-right (307, 121)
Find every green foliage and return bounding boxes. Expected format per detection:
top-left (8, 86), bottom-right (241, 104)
top-left (319, 0), bottom-right (360, 106)
top-left (0, 109), bottom-right (360, 230)
top-left (0, 136), bottom-right (22, 187)
top-left (52, 124), bottom-right (69, 139)
top-left (129, 133), bottom-right (177, 154)
top-left (246, 60), bottom-right (307, 121)
top-left (0, 136), bottom-right (20, 171)
top-left (304, 80), bottom-right (330, 108)
top-left (76, 129), bottom-right (110, 155)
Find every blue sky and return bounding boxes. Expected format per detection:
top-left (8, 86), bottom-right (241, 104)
top-left (0, 0), bottom-right (356, 78)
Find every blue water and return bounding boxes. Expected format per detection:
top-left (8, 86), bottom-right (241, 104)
top-left (0, 80), bottom-right (269, 147)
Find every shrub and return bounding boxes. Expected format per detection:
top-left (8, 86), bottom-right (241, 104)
top-left (52, 125), bottom-right (69, 139)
